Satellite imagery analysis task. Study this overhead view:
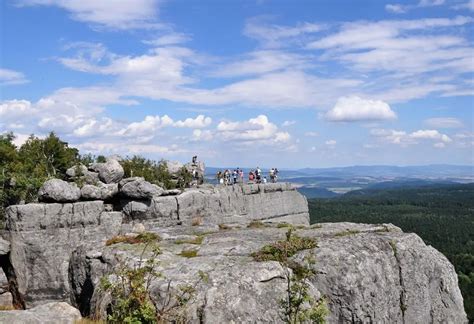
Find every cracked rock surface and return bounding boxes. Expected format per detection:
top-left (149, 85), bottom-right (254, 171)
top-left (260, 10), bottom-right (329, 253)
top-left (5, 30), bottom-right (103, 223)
top-left (70, 223), bottom-right (467, 323)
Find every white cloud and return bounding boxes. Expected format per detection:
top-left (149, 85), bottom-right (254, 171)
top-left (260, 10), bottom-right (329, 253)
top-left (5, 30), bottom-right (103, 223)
top-left (0, 68), bottom-right (29, 85)
top-left (18, 0), bottom-right (162, 29)
top-left (325, 96), bottom-right (396, 122)
top-left (325, 139), bottom-right (337, 146)
top-left (143, 32), bottom-right (191, 46)
top-left (410, 129), bottom-right (452, 142)
top-left (452, 0), bottom-right (474, 11)
top-left (191, 129), bottom-right (213, 141)
top-left (282, 120), bottom-right (296, 127)
top-left (244, 16), bottom-right (323, 48)
top-left (385, 4), bottom-right (407, 13)
top-left (174, 115), bottom-right (212, 128)
top-left (424, 117), bottom-right (464, 128)
top-left (213, 50), bottom-right (312, 77)
top-left (385, 0), bottom-right (445, 14)
top-left (216, 115), bottom-right (290, 144)
top-left (371, 128), bottom-right (452, 146)
top-left (305, 131), bottom-right (319, 137)
top-left (434, 142), bottom-right (446, 148)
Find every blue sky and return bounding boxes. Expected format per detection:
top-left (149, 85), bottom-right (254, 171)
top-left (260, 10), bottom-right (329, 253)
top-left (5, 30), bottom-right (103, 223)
top-left (0, 0), bottom-right (473, 168)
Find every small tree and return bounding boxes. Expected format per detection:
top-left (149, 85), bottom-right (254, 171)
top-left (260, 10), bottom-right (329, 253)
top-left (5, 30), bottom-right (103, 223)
top-left (252, 228), bottom-right (328, 324)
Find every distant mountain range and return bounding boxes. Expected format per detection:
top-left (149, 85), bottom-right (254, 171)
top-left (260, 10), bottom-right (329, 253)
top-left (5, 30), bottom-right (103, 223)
top-left (207, 165), bottom-right (473, 199)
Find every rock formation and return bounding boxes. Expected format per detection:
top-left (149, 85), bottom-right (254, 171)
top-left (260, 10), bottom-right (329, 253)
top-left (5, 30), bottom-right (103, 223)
top-left (0, 157), bottom-right (468, 323)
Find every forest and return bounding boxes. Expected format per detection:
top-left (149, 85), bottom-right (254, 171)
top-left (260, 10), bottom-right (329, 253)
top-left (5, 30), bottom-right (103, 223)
top-left (308, 184), bottom-right (474, 321)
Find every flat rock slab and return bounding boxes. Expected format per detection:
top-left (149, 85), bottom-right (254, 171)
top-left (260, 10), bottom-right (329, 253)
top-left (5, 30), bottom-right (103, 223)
top-left (0, 302), bottom-right (81, 323)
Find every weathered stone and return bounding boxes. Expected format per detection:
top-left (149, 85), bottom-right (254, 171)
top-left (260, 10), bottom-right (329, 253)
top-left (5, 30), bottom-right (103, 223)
top-left (120, 178), bottom-right (164, 199)
top-left (81, 183), bottom-right (118, 200)
top-left (70, 223), bottom-right (466, 323)
top-left (90, 157), bottom-right (124, 184)
top-left (0, 302), bottom-right (81, 323)
top-left (4, 201), bottom-right (121, 308)
top-left (38, 179), bottom-right (81, 203)
top-left (0, 237), bottom-right (10, 255)
top-left (66, 164), bottom-right (100, 185)
top-left (0, 291), bottom-right (13, 307)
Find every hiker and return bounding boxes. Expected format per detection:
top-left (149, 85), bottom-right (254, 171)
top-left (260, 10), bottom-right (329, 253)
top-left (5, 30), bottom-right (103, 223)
top-left (249, 171), bottom-right (255, 183)
top-left (233, 169), bottom-right (238, 184)
top-left (192, 155), bottom-right (197, 164)
top-left (269, 168), bottom-right (275, 183)
top-left (255, 167), bottom-right (262, 184)
top-left (263, 176), bottom-right (267, 184)
top-left (216, 171), bottom-right (223, 185)
top-left (239, 168), bottom-right (244, 183)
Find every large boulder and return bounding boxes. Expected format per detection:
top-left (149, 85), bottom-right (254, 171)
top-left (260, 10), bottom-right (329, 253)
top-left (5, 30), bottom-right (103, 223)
top-left (70, 223), bottom-right (467, 323)
top-left (0, 302), bottom-right (81, 323)
top-left (66, 164), bottom-right (99, 185)
top-left (90, 157), bottom-right (124, 184)
top-left (119, 177), bottom-right (164, 199)
top-left (81, 183), bottom-right (118, 201)
top-left (38, 179), bottom-right (81, 203)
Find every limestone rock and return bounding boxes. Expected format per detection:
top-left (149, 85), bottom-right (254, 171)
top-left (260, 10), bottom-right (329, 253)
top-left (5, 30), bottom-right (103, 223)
top-left (81, 183), bottom-right (118, 200)
top-left (69, 223), bottom-right (467, 323)
top-left (0, 302), bottom-right (81, 323)
top-left (5, 201), bottom-right (122, 307)
top-left (38, 179), bottom-right (81, 203)
top-left (0, 237), bottom-right (10, 255)
top-left (90, 157), bottom-right (124, 184)
top-left (120, 178), bottom-right (164, 199)
top-left (66, 164), bottom-right (100, 185)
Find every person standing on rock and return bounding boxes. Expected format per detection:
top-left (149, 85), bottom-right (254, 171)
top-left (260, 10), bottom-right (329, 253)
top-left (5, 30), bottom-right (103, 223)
top-left (239, 168), bottom-right (244, 183)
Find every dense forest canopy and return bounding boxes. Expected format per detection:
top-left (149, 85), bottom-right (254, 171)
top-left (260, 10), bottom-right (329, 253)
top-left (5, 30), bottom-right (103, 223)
top-left (308, 184), bottom-right (474, 321)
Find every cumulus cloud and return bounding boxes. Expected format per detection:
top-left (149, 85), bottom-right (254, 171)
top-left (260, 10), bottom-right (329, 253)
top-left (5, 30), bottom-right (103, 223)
top-left (174, 115), bottom-right (212, 128)
top-left (325, 96), bottom-right (396, 122)
top-left (17, 0), bottom-right (162, 29)
top-left (371, 128), bottom-right (452, 146)
top-left (325, 140), bottom-right (337, 146)
top-left (216, 115), bottom-right (290, 144)
top-left (0, 68), bottom-right (29, 85)
top-left (424, 117), bottom-right (464, 128)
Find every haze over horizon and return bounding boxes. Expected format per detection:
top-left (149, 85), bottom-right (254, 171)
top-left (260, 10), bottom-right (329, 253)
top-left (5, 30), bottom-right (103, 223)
top-left (1, 0), bottom-right (473, 168)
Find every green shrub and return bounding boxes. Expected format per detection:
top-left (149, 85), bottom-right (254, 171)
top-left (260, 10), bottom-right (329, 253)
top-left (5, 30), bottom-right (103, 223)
top-left (252, 229), bottom-right (327, 324)
top-left (251, 230), bottom-right (317, 263)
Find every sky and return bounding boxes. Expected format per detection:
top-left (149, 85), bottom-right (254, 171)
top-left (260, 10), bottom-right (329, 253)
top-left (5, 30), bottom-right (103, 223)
top-left (0, 0), bottom-right (473, 168)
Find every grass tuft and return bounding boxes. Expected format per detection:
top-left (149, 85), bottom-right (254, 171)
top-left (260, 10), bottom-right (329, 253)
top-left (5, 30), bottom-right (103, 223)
top-left (105, 232), bottom-right (161, 246)
top-left (179, 249), bottom-right (199, 258)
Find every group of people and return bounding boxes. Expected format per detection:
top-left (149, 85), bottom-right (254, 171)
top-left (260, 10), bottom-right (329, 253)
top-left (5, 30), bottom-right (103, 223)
top-left (216, 167), bottom-right (279, 185)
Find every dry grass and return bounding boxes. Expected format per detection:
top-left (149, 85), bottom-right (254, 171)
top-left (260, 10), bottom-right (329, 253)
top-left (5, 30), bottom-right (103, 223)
top-left (174, 236), bottom-right (204, 245)
top-left (179, 249), bottom-right (199, 258)
top-left (0, 305), bottom-right (16, 311)
top-left (334, 229), bottom-right (360, 237)
top-left (105, 232), bottom-right (161, 246)
top-left (191, 216), bottom-right (203, 226)
top-left (247, 220), bottom-right (267, 228)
